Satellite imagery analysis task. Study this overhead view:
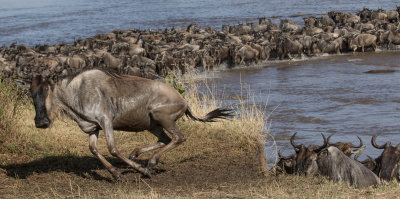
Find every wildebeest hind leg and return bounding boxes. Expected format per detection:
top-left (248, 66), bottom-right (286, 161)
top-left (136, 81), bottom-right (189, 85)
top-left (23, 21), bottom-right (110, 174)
top-left (129, 126), bottom-right (171, 160)
top-left (147, 122), bottom-right (186, 170)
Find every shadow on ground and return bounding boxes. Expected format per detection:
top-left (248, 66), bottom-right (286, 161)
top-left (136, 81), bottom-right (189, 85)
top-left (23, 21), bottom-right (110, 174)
top-left (0, 155), bottom-right (164, 182)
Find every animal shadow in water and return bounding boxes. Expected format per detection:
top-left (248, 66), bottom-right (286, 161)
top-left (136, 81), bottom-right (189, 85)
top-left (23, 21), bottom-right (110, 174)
top-left (0, 155), bottom-right (166, 182)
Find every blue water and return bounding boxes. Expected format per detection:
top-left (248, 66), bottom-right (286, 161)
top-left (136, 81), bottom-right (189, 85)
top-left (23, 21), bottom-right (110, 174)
top-left (205, 52), bottom-right (400, 164)
top-left (0, 0), bottom-right (399, 46)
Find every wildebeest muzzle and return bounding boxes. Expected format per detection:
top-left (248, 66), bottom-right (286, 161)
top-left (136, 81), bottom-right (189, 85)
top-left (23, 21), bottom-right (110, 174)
top-left (35, 115), bottom-right (51, 128)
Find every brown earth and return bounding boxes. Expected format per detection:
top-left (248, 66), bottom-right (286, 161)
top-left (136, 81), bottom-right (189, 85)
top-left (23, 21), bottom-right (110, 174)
top-left (0, 143), bottom-right (266, 198)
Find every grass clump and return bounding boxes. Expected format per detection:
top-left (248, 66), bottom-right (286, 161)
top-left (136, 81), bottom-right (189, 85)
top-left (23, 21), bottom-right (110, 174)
top-left (179, 72), bottom-right (268, 159)
top-left (0, 74), bottom-right (31, 155)
top-left (165, 71), bottom-right (186, 98)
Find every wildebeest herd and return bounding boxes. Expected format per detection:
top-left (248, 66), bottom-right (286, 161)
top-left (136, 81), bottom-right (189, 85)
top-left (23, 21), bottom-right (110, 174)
top-left (273, 132), bottom-right (400, 188)
top-left (1, 7), bottom-right (400, 87)
top-left (2, 6), bottom-right (400, 188)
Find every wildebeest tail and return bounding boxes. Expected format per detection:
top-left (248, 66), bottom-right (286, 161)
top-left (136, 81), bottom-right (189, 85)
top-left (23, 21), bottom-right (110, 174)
top-left (185, 107), bottom-right (234, 122)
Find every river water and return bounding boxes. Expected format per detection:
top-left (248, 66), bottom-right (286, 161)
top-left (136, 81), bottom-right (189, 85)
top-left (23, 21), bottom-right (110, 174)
top-left (1, 0), bottom-right (399, 46)
top-left (1, 1), bottom-right (400, 162)
top-left (204, 52), bottom-right (400, 163)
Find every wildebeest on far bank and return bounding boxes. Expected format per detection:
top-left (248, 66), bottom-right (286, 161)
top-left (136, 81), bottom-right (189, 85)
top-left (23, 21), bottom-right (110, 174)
top-left (30, 68), bottom-right (233, 181)
top-left (2, 6), bottom-right (400, 88)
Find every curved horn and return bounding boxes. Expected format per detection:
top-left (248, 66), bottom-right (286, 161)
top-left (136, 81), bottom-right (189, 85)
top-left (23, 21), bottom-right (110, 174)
top-left (278, 149), bottom-right (284, 158)
top-left (351, 146), bottom-right (366, 157)
top-left (354, 153), bottom-right (360, 161)
top-left (318, 133), bottom-right (329, 150)
top-left (278, 149), bottom-right (295, 160)
top-left (290, 133), bottom-right (302, 149)
top-left (326, 134), bottom-right (333, 145)
top-left (371, 132), bottom-right (386, 149)
top-left (354, 152), bottom-right (362, 161)
top-left (349, 136), bottom-right (363, 148)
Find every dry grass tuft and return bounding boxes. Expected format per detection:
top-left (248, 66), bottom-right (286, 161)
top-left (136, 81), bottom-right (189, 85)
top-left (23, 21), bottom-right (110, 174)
top-left (0, 75), bottom-right (33, 156)
top-left (175, 71), bottom-right (269, 168)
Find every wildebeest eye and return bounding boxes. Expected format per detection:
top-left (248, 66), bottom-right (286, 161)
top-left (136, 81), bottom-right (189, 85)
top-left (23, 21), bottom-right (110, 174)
top-left (41, 84), bottom-right (50, 92)
top-left (319, 150), bottom-right (328, 158)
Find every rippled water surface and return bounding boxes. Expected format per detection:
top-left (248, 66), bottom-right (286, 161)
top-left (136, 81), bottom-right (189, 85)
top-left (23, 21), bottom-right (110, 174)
top-left (1, 0), bottom-right (400, 163)
top-left (0, 0), bottom-right (399, 46)
top-left (206, 52), bottom-right (400, 163)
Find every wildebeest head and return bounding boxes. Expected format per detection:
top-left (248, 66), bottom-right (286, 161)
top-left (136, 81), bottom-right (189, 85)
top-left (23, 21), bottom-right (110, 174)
top-left (371, 132), bottom-right (400, 181)
top-left (290, 132), bottom-right (329, 175)
top-left (30, 75), bottom-right (52, 128)
top-left (273, 149), bottom-right (296, 174)
top-left (327, 135), bottom-right (364, 157)
top-left (348, 38), bottom-right (358, 52)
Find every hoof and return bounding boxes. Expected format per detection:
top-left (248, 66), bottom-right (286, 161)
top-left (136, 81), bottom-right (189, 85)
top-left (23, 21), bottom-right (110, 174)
top-left (128, 150), bottom-right (140, 160)
top-left (147, 158), bottom-right (159, 170)
top-left (142, 168), bottom-right (152, 178)
top-left (115, 174), bottom-right (127, 182)
top-left (147, 162), bottom-right (156, 169)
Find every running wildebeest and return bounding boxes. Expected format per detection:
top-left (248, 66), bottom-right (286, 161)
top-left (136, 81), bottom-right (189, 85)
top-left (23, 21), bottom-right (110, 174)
top-left (30, 68), bottom-right (233, 181)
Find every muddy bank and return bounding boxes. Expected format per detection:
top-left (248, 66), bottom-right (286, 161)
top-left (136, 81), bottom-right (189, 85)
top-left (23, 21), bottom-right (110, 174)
top-left (0, 6), bottom-right (399, 87)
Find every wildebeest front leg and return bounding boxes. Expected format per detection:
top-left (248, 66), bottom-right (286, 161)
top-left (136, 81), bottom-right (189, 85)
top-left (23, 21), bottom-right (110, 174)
top-left (129, 126), bottom-right (171, 160)
top-left (102, 119), bottom-right (151, 178)
top-left (89, 131), bottom-right (123, 180)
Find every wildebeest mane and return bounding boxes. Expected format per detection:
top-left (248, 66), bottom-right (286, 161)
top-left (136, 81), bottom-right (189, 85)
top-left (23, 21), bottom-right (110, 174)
top-left (50, 67), bottom-right (123, 123)
top-left (65, 67), bottom-right (122, 85)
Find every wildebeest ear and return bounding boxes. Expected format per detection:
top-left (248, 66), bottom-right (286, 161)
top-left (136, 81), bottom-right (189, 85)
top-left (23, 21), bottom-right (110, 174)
top-left (48, 78), bottom-right (55, 91)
